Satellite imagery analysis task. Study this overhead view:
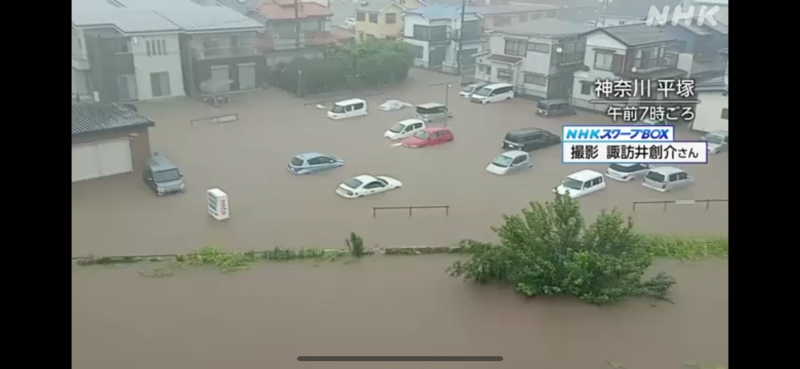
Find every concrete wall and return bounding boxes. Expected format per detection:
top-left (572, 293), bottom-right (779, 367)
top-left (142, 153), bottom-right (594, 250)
top-left (131, 34), bottom-right (186, 100)
top-left (194, 54), bottom-right (267, 92)
top-left (85, 36), bottom-right (136, 103)
top-left (691, 91), bottom-right (728, 132)
top-left (72, 27), bottom-right (88, 62)
top-left (71, 127), bottom-right (152, 177)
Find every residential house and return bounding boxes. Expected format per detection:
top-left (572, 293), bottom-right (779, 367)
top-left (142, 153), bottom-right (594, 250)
top-left (658, 2), bottom-right (728, 82)
top-left (72, 0), bottom-right (185, 102)
top-left (473, 19), bottom-right (590, 100)
top-left (115, 0), bottom-right (267, 95)
top-left (571, 23), bottom-right (694, 113)
top-left (72, 101), bottom-right (155, 183)
top-left (403, 5), bottom-right (484, 74)
top-left (691, 48), bottom-right (727, 133)
top-left (475, 4), bottom-right (559, 29)
top-left (355, 0), bottom-right (426, 41)
top-left (255, 0), bottom-right (354, 66)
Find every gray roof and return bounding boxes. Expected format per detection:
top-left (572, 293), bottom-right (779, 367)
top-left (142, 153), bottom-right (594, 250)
top-left (72, 0), bottom-right (264, 34)
top-left (470, 4), bottom-right (558, 15)
top-left (585, 23), bottom-right (675, 47)
top-left (72, 102), bottom-right (155, 136)
top-left (495, 19), bottom-right (590, 37)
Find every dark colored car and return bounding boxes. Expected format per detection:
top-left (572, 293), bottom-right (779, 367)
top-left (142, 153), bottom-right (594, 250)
top-left (502, 128), bottom-right (561, 152)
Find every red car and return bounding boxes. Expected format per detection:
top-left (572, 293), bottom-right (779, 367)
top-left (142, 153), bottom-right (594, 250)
top-left (401, 127), bottom-right (454, 148)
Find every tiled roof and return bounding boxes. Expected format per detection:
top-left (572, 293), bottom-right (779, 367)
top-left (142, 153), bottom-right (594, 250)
top-left (357, 0), bottom-right (404, 12)
top-left (470, 4), bottom-right (558, 15)
top-left (72, 102), bottom-right (155, 136)
top-left (406, 4), bottom-right (477, 19)
top-left (486, 54), bottom-right (522, 64)
top-left (106, 0), bottom-right (264, 32)
top-left (258, 2), bottom-right (332, 20)
top-left (495, 19), bottom-right (590, 37)
top-left (588, 23), bottom-right (675, 47)
top-left (72, 8), bottom-right (182, 34)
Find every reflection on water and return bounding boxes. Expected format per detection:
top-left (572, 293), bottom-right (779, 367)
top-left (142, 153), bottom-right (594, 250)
top-left (72, 256), bottom-right (728, 369)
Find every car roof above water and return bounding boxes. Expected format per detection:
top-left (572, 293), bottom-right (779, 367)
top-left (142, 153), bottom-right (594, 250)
top-left (508, 127), bottom-right (545, 135)
top-left (334, 98), bottom-right (366, 105)
top-left (295, 152), bottom-right (326, 160)
top-left (647, 166), bottom-right (686, 175)
top-left (567, 169), bottom-right (603, 182)
top-left (146, 153), bottom-right (177, 171)
top-left (501, 150), bottom-right (528, 158)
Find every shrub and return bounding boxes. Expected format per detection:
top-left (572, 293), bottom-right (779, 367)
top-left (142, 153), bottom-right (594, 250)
top-left (446, 193), bottom-right (677, 305)
top-left (346, 232), bottom-right (365, 257)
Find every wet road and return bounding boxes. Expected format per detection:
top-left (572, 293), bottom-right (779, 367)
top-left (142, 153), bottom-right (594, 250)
top-left (72, 256), bottom-right (728, 369)
top-left (71, 68), bottom-right (728, 257)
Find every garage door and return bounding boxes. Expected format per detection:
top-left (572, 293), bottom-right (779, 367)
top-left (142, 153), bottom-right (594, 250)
top-left (71, 138), bottom-right (133, 182)
top-left (238, 63), bottom-right (256, 90)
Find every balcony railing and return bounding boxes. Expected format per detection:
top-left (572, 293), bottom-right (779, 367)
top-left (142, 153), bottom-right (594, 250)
top-left (194, 46), bottom-right (258, 59)
top-left (450, 30), bottom-right (483, 41)
top-left (632, 52), bottom-right (678, 72)
top-left (552, 51), bottom-right (584, 66)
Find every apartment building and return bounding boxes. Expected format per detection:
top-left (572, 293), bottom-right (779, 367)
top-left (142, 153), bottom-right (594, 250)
top-left (403, 5), bottom-right (483, 74)
top-left (473, 19), bottom-right (590, 100)
top-left (256, 0), bottom-right (354, 65)
top-left (72, 0), bottom-right (268, 102)
top-left (571, 23), bottom-right (694, 113)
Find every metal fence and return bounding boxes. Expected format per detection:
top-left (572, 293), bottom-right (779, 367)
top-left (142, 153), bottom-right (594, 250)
top-left (373, 205), bottom-right (450, 218)
top-left (190, 114), bottom-right (238, 127)
top-left (631, 199), bottom-right (728, 212)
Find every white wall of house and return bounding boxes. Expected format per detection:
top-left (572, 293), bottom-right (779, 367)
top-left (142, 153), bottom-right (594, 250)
top-left (72, 68), bottom-right (90, 95)
top-left (404, 14), bottom-right (430, 66)
top-left (131, 34), bottom-right (185, 101)
top-left (692, 91), bottom-right (728, 132)
top-left (571, 32), bottom-right (627, 111)
top-left (72, 28), bottom-right (88, 62)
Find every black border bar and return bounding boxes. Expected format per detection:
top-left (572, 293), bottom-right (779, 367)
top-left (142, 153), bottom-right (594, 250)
top-left (297, 356), bottom-right (502, 362)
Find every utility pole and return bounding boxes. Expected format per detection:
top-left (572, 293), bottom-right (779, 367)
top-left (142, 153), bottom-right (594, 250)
top-left (430, 81), bottom-right (458, 127)
top-left (456, 0), bottom-right (467, 78)
top-left (295, 0), bottom-right (303, 97)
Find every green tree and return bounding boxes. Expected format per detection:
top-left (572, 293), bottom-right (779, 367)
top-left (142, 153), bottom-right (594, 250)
top-left (447, 193), bottom-right (676, 305)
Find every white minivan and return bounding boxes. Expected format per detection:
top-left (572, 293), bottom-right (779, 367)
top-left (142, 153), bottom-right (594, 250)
top-left (470, 83), bottom-right (514, 104)
top-left (328, 98), bottom-right (368, 120)
top-left (553, 169), bottom-right (606, 198)
top-left (384, 119), bottom-right (426, 140)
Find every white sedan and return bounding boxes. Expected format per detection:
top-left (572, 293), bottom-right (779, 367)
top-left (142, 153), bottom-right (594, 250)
top-left (336, 175), bottom-right (403, 198)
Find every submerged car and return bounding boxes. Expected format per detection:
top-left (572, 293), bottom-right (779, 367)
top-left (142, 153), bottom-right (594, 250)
top-left (635, 118), bottom-right (667, 126)
top-left (702, 130), bottom-right (728, 154)
top-left (402, 127), bottom-right (454, 148)
top-left (553, 169), bottom-right (606, 198)
top-left (378, 99), bottom-right (412, 111)
top-left (459, 83), bottom-right (486, 98)
top-left (486, 151), bottom-right (531, 175)
top-left (336, 174), bottom-right (402, 198)
top-left (605, 163), bottom-right (651, 182)
top-left (287, 152), bottom-right (344, 174)
top-left (384, 119), bottom-right (426, 140)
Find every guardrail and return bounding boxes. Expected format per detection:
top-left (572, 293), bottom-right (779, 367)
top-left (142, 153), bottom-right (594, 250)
top-left (190, 114), bottom-right (238, 126)
top-left (632, 199), bottom-right (728, 212)
top-left (373, 205), bottom-right (449, 218)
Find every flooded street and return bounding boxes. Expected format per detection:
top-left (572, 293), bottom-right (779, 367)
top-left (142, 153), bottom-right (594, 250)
top-left (72, 256), bottom-right (728, 369)
top-left (71, 69), bottom-right (728, 257)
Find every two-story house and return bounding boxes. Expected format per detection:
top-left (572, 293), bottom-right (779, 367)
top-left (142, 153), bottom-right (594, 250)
top-left (691, 48), bottom-right (727, 133)
top-left (116, 0), bottom-right (267, 95)
top-left (571, 23), bottom-right (694, 113)
top-left (474, 4), bottom-right (559, 29)
top-left (72, 0), bottom-right (186, 102)
top-left (473, 19), bottom-right (590, 100)
top-left (403, 5), bottom-right (484, 74)
top-left (256, 0), bottom-right (354, 66)
top-left (355, 0), bottom-right (427, 41)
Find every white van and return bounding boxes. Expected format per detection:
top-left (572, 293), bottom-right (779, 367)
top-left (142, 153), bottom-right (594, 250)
top-left (553, 169), bottom-right (606, 198)
top-left (328, 98), bottom-right (368, 120)
top-left (470, 83), bottom-right (514, 104)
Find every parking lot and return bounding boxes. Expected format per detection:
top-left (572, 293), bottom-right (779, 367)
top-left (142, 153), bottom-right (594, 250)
top-left (71, 68), bottom-right (728, 257)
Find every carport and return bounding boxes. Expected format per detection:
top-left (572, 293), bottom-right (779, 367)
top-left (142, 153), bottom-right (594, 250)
top-left (71, 101), bottom-right (155, 182)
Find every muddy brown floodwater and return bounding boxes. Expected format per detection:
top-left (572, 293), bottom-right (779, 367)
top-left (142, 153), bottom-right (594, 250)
top-left (72, 69), bottom-right (728, 368)
top-left (72, 257), bottom-right (728, 369)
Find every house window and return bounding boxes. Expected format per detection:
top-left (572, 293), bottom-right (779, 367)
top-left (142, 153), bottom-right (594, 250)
top-left (594, 52), bottom-right (614, 71)
top-left (580, 81), bottom-right (592, 95)
top-left (504, 39), bottom-right (526, 56)
top-left (146, 39), bottom-right (167, 56)
top-left (203, 38), bottom-right (220, 56)
top-left (413, 25), bottom-right (430, 40)
top-left (524, 73), bottom-right (546, 86)
top-left (112, 39), bottom-right (131, 54)
top-left (369, 13), bottom-right (378, 23)
top-left (478, 64), bottom-right (492, 75)
top-left (150, 72), bottom-right (171, 97)
top-left (412, 45), bottom-right (423, 58)
top-left (494, 16), bottom-right (511, 26)
top-left (356, 12), bottom-right (366, 21)
top-left (386, 13), bottom-right (397, 24)
top-left (497, 68), bottom-right (513, 81)
top-left (528, 42), bottom-right (549, 53)
top-left (519, 13), bottom-right (528, 22)
top-left (721, 108), bottom-right (728, 120)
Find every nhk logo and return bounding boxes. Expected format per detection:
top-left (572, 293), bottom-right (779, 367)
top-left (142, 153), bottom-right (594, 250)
top-left (646, 5), bottom-right (721, 27)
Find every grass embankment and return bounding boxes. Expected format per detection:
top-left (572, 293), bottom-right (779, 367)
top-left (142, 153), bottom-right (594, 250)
top-left (73, 234), bottom-right (727, 276)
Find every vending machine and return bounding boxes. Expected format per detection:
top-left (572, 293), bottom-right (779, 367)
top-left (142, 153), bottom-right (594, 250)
top-left (207, 188), bottom-right (229, 221)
